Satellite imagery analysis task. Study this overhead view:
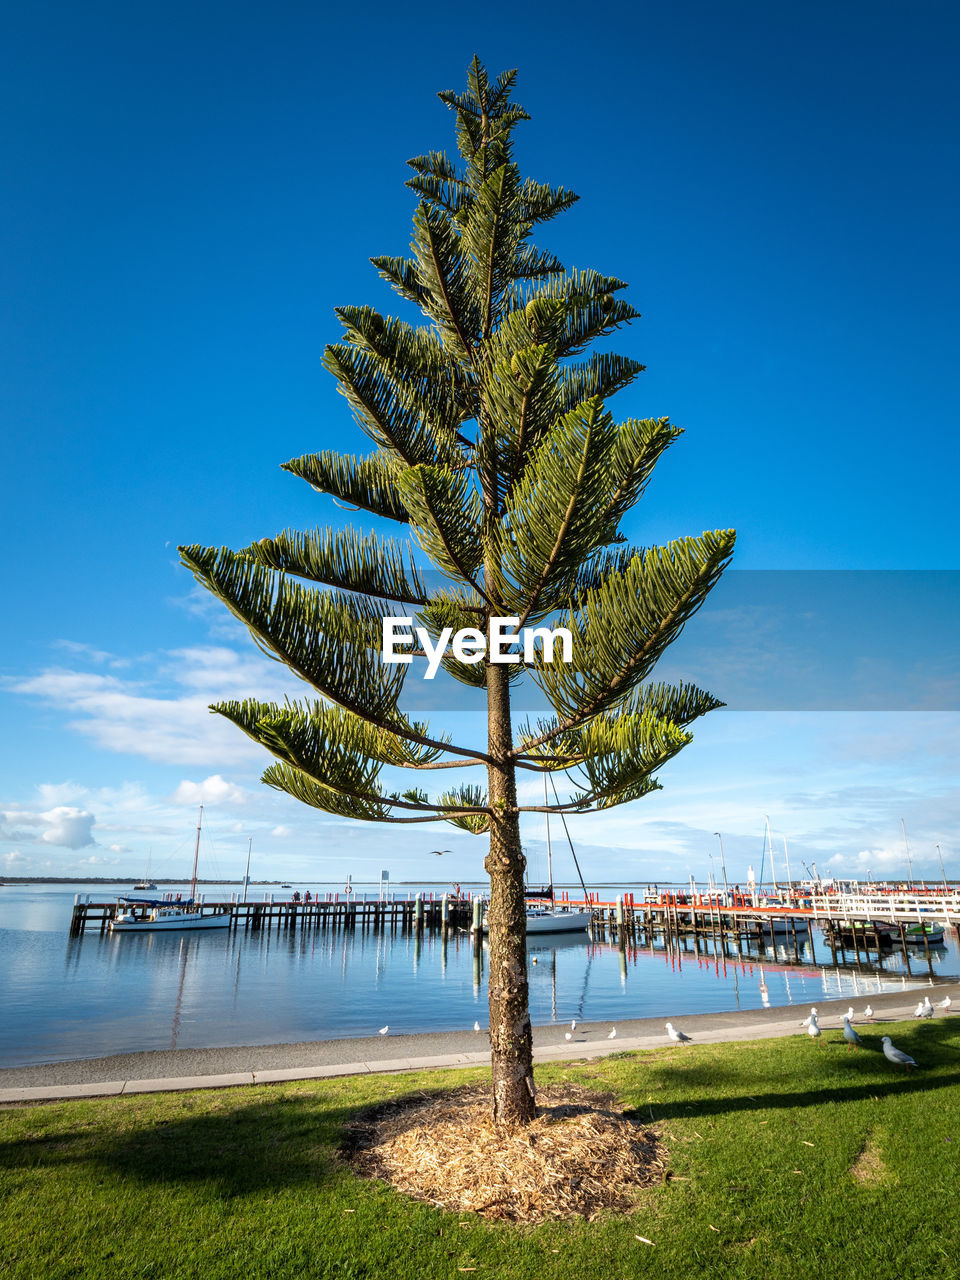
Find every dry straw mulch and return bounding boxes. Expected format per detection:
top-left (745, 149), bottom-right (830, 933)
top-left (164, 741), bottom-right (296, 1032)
top-left (342, 1084), bottom-right (667, 1223)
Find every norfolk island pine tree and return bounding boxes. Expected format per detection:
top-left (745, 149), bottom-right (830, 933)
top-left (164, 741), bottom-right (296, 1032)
top-left (179, 59), bottom-right (735, 1127)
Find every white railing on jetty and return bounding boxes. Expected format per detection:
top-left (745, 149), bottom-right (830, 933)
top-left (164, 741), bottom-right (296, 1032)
top-left (804, 890), bottom-right (960, 926)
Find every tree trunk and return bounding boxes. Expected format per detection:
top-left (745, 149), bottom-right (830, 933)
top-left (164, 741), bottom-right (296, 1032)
top-left (483, 660), bottom-right (536, 1126)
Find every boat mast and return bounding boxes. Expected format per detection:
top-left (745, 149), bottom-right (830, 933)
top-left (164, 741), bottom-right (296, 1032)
top-left (901, 818), bottom-right (915, 886)
top-left (544, 773), bottom-right (553, 896)
top-left (242, 836), bottom-right (252, 904)
top-left (782, 836), bottom-right (794, 898)
top-left (189, 804), bottom-right (203, 902)
top-left (765, 816), bottom-right (778, 893)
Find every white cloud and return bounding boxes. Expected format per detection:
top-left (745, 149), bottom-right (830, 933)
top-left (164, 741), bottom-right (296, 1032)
top-left (1, 805), bottom-right (97, 849)
top-left (271, 825), bottom-right (292, 837)
top-left (35, 782), bottom-right (89, 807)
top-left (172, 775), bottom-right (247, 806)
top-left (53, 640), bottom-right (130, 668)
top-left (4, 645), bottom-right (302, 767)
top-left (39, 806), bottom-right (97, 849)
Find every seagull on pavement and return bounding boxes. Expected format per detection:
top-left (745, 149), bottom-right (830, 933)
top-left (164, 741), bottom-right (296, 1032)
top-left (917, 1001), bottom-right (934, 1019)
top-left (937, 995), bottom-right (952, 1012)
top-left (845, 1006), bottom-right (855, 1022)
top-left (565, 1032), bottom-right (573, 1041)
top-left (882, 1035), bottom-right (916, 1071)
top-left (666, 1022), bottom-right (692, 1046)
top-left (863, 1005), bottom-right (874, 1020)
top-left (842, 1016), bottom-right (861, 1051)
top-left (800, 1007), bottom-right (819, 1027)
top-left (474, 1021), bottom-right (481, 1032)
top-left (571, 1019), bottom-right (577, 1031)
top-left (607, 1027), bottom-right (617, 1039)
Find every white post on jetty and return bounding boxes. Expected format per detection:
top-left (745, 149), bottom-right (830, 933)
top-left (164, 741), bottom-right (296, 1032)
top-left (379, 868), bottom-right (389, 900)
top-left (472, 897), bottom-right (483, 933)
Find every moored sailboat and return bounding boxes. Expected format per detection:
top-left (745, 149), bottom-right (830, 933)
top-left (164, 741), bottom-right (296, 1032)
top-left (111, 806), bottom-right (230, 933)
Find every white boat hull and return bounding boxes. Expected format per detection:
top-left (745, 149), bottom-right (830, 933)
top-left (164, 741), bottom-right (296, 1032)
top-left (524, 910), bottom-right (591, 933)
top-left (110, 911), bottom-right (230, 932)
top-left (763, 917), bottom-right (810, 935)
top-left (483, 908), bottom-right (592, 935)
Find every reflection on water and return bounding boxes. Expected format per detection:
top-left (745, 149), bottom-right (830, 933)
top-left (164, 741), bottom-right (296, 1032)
top-left (0, 883), bottom-right (956, 1067)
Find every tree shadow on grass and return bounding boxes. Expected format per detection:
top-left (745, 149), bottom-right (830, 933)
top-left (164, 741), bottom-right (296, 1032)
top-left (0, 1092), bottom-right (367, 1196)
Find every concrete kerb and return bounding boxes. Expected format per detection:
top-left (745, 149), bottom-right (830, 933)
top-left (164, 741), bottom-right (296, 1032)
top-left (2, 985), bottom-right (956, 1106)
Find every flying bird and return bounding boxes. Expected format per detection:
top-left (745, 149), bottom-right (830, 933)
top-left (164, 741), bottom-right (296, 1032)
top-left (842, 1016), bottom-right (861, 1051)
top-left (430, 850), bottom-right (451, 856)
top-left (666, 1022), bottom-right (692, 1046)
top-left (881, 1035), bottom-right (916, 1071)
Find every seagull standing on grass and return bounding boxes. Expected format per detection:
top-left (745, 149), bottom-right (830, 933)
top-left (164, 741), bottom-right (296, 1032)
top-left (800, 1008), bottom-right (819, 1027)
top-left (842, 1016), bottom-right (862, 1051)
top-left (807, 1015), bottom-right (823, 1047)
top-left (882, 1036), bottom-right (916, 1071)
top-left (666, 1022), bottom-right (692, 1046)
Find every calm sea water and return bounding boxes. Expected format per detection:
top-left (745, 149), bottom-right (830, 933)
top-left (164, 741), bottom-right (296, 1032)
top-left (0, 882), bottom-right (955, 1068)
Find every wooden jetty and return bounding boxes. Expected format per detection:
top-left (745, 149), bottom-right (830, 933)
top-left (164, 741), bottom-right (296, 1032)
top-left (69, 892), bottom-right (476, 938)
top-left (70, 886), bottom-right (960, 961)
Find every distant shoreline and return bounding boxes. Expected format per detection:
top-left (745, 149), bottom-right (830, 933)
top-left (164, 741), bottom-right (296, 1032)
top-left (0, 877), bottom-right (489, 887)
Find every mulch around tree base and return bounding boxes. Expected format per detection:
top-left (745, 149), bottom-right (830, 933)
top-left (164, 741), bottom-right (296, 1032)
top-left (341, 1084), bottom-right (667, 1223)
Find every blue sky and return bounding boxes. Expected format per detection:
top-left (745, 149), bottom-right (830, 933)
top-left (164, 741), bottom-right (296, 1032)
top-left (1, 0), bottom-right (957, 885)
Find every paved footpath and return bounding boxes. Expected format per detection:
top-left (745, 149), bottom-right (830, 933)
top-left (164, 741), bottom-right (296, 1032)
top-left (2, 983), bottom-right (957, 1106)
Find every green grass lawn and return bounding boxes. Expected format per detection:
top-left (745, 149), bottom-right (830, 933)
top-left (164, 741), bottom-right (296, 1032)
top-left (3, 1019), bottom-right (960, 1280)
